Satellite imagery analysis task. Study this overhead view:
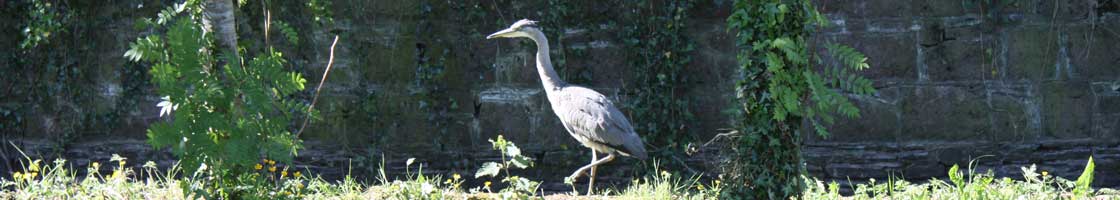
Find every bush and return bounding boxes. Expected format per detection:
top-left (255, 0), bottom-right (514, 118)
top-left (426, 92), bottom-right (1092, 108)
top-left (124, 1), bottom-right (310, 198)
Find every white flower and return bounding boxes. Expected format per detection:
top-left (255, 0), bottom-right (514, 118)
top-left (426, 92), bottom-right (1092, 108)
top-left (157, 96), bottom-right (178, 117)
top-left (421, 182), bottom-right (434, 194)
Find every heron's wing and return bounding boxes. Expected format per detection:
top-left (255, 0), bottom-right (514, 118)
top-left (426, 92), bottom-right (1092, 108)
top-left (554, 86), bottom-right (647, 159)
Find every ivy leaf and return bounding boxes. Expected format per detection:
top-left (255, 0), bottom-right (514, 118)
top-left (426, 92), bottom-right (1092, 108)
top-left (475, 162), bottom-right (501, 178)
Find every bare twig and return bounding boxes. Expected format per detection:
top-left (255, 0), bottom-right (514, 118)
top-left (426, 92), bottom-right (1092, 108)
top-left (296, 35), bottom-right (340, 137)
top-left (703, 128), bottom-right (741, 147)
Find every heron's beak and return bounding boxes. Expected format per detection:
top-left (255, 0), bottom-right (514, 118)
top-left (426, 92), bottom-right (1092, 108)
top-left (486, 28), bottom-right (516, 39)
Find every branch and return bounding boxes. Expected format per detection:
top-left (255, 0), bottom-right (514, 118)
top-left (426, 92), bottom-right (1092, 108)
top-left (296, 35), bottom-right (339, 137)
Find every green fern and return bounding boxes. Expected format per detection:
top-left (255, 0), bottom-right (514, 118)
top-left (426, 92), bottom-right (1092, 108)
top-left (273, 20), bottom-right (299, 45)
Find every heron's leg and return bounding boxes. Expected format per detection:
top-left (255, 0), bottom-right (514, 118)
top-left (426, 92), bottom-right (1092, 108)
top-left (589, 150), bottom-right (598, 195)
top-left (567, 153), bottom-right (616, 189)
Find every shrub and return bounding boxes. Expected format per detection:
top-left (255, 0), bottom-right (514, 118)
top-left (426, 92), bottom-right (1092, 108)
top-left (124, 1), bottom-right (310, 198)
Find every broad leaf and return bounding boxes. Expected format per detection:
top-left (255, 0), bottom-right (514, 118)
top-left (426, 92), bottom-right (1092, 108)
top-left (475, 162), bottom-right (501, 178)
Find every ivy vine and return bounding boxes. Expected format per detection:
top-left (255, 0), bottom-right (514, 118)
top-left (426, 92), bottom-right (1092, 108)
top-left (617, 0), bottom-right (698, 163)
top-left (724, 0), bottom-right (876, 199)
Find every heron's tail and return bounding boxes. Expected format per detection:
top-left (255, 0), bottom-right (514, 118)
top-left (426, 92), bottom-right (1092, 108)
top-left (623, 137), bottom-right (648, 160)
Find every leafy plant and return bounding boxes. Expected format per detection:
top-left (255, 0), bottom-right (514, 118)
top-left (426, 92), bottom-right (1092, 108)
top-left (368, 158), bottom-right (455, 200)
top-left (474, 135), bottom-right (540, 199)
top-left (724, 0), bottom-right (877, 198)
top-left (618, 164), bottom-right (722, 200)
top-left (618, 0), bottom-right (698, 160)
top-left (306, 0), bottom-right (334, 25)
top-left (272, 20), bottom-right (300, 46)
top-left (800, 156), bottom-right (1105, 199)
top-left (1074, 156), bottom-right (1095, 197)
top-left (20, 0), bottom-right (68, 49)
top-left (124, 1), bottom-right (311, 198)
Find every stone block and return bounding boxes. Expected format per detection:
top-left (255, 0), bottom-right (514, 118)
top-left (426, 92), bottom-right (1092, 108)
top-left (474, 86), bottom-right (575, 151)
top-left (825, 33), bottom-right (919, 82)
top-left (1006, 25), bottom-right (1061, 81)
top-left (1035, 0), bottom-right (1097, 22)
top-left (914, 0), bottom-right (975, 17)
top-left (1094, 82), bottom-right (1120, 138)
top-left (1068, 22), bottom-right (1120, 81)
top-left (1041, 81), bottom-right (1093, 138)
top-left (899, 84), bottom-right (992, 141)
top-left (988, 83), bottom-right (1042, 141)
top-left (815, 0), bottom-right (913, 19)
top-left (816, 87), bottom-right (901, 142)
top-left (918, 18), bottom-right (999, 81)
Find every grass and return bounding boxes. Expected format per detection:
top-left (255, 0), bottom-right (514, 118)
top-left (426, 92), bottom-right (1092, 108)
top-left (801, 157), bottom-right (1119, 200)
top-left (0, 154), bottom-right (1114, 199)
top-left (0, 154), bottom-right (719, 200)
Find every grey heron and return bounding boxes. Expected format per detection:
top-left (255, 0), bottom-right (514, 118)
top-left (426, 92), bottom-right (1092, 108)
top-left (487, 19), bottom-right (648, 195)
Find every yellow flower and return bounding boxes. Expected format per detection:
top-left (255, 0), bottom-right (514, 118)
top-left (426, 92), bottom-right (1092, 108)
top-left (12, 172), bottom-right (21, 180)
top-left (254, 164), bottom-right (263, 170)
top-left (1042, 171), bottom-right (1049, 176)
top-left (281, 170), bottom-right (289, 178)
top-left (296, 182), bottom-right (305, 189)
top-left (697, 184), bottom-right (706, 191)
top-left (294, 171), bottom-right (302, 178)
top-left (268, 160), bottom-right (276, 166)
top-left (269, 166), bottom-right (277, 172)
top-left (91, 162), bottom-right (100, 169)
top-left (660, 170), bottom-right (671, 178)
top-left (484, 181), bottom-right (492, 188)
top-left (452, 173), bottom-right (461, 180)
top-left (28, 172), bottom-right (38, 179)
top-left (29, 160), bottom-right (41, 172)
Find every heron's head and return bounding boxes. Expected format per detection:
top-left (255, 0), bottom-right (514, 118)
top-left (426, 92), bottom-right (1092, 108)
top-left (486, 19), bottom-right (540, 39)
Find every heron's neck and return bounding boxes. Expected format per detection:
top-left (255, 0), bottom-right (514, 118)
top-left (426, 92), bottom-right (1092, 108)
top-left (527, 30), bottom-right (565, 91)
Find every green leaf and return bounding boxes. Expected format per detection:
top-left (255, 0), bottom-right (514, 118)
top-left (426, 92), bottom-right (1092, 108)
top-left (475, 162), bottom-right (501, 178)
top-left (509, 155), bottom-right (532, 169)
top-left (224, 137), bottom-right (256, 166)
top-left (1074, 156), bottom-right (1095, 197)
top-left (948, 164), bottom-right (964, 189)
top-left (146, 122), bottom-right (177, 149)
top-left (505, 144), bottom-right (521, 157)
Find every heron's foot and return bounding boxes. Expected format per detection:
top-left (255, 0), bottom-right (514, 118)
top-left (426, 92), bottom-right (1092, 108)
top-left (567, 171), bottom-right (587, 183)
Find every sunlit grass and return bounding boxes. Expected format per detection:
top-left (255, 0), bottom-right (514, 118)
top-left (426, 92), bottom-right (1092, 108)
top-left (801, 157), bottom-right (1119, 200)
top-left (1, 154), bottom-right (1115, 199)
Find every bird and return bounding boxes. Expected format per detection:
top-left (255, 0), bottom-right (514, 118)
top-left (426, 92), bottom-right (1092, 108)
top-left (486, 19), bottom-right (648, 195)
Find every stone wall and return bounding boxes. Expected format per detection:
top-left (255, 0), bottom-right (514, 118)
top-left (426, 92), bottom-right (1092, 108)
top-left (807, 0), bottom-right (1120, 187)
top-left (0, 0), bottom-right (1118, 188)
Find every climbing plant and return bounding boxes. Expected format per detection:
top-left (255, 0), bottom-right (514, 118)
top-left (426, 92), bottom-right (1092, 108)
top-left (125, 1), bottom-right (312, 198)
top-left (20, 0), bottom-right (67, 50)
top-left (618, 0), bottom-right (698, 161)
top-left (724, 0), bottom-right (876, 199)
